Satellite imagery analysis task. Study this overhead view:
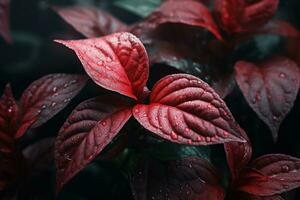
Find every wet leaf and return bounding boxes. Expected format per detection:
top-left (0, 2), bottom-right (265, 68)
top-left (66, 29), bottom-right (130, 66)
top-left (55, 95), bottom-right (132, 192)
top-left (234, 56), bottom-right (300, 142)
top-left (237, 154), bottom-right (300, 196)
top-left (54, 6), bottom-right (128, 38)
top-left (55, 32), bottom-right (149, 101)
top-left (16, 74), bottom-right (88, 138)
top-left (133, 74), bottom-right (246, 145)
top-left (130, 157), bottom-right (225, 200)
top-left (131, 0), bottom-right (222, 40)
top-left (214, 0), bottom-right (279, 34)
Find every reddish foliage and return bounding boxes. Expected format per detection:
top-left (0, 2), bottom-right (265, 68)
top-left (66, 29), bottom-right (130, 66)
top-left (234, 57), bottom-right (300, 142)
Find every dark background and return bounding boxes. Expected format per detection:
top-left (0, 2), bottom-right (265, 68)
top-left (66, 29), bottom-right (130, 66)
top-left (0, 0), bottom-right (300, 199)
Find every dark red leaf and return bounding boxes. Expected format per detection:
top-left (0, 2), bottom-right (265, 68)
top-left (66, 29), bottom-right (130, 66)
top-left (16, 74), bottom-right (88, 138)
top-left (131, 0), bottom-right (222, 40)
top-left (214, 0), bottom-right (279, 34)
top-left (0, 0), bottom-right (11, 43)
top-left (55, 95), bottom-right (132, 192)
top-left (234, 57), bottom-right (300, 142)
top-left (54, 6), bottom-right (128, 38)
top-left (237, 192), bottom-right (284, 200)
top-left (23, 137), bottom-right (55, 171)
top-left (55, 32), bottom-right (149, 101)
top-left (133, 74), bottom-right (246, 145)
top-left (224, 128), bottom-right (252, 181)
top-left (0, 84), bottom-right (18, 154)
top-left (237, 154), bottom-right (300, 196)
top-left (130, 157), bottom-right (225, 200)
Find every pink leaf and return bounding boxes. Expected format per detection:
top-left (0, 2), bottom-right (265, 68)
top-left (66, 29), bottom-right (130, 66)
top-left (55, 95), bottom-right (132, 192)
top-left (237, 154), bottom-right (300, 196)
top-left (54, 6), bottom-right (128, 38)
top-left (224, 128), bottom-right (252, 181)
top-left (234, 56), bottom-right (300, 142)
top-left (0, 84), bottom-right (18, 154)
top-left (55, 32), bottom-right (149, 101)
top-left (0, 0), bottom-right (11, 43)
top-left (131, 0), bottom-right (222, 40)
top-left (16, 74), bottom-right (88, 138)
top-left (130, 157), bottom-right (225, 200)
top-left (133, 74), bottom-right (246, 145)
top-left (214, 0), bottom-right (279, 34)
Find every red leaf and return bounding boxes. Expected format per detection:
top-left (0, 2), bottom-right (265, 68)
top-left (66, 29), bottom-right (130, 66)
top-left (237, 154), bottom-right (300, 196)
top-left (16, 74), bottom-right (88, 138)
top-left (131, 0), bottom-right (222, 41)
top-left (130, 157), bottom-right (225, 200)
top-left (224, 128), bottom-right (252, 181)
top-left (55, 95), bottom-right (132, 192)
top-left (214, 0), bottom-right (279, 34)
top-left (55, 32), bottom-right (149, 101)
top-left (0, 0), bottom-right (11, 43)
top-left (234, 57), bottom-right (300, 142)
top-left (133, 74), bottom-right (245, 145)
top-left (0, 84), bottom-right (18, 154)
top-left (237, 192), bottom-right (284, 200)
top-left (54, 6), bottom-right (128, 38)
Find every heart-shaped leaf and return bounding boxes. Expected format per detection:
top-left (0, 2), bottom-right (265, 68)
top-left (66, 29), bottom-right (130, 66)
top-left (133, 74), bottom-right (246, 145)
top-left (55, 32), bottom-right (149, 101)
top-left (16, 74), bottom-right (88, 138)
top-left (237, 154), bottom-right (300, 196)
top-left (0, 84), bottom-right (18, 154)
top-left (131, 0), bottom-right (222, 40)
top-left (55, 95), bottom-right (132, 192)
top-left (130, 157), bottom-right (225, 200)
top-left (54, 6), bottom-right (128, 38)
top-left (224, 128), bottom-right (252, 181)
top-left (0, 0), bottom-right (11, 43)
top-left (234, 56), bottom-right (300, 142)
top-left (214, 0), bottom-right (279, 34)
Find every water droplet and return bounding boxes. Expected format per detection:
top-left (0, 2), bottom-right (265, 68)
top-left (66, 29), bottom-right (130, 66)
top-left (51, 102), bottom-right (57, 107)
top-left (223, 131), bottom-right (229, 137)
top-left (101, 121), bottom-right (107, 126)
top-left (69, 80), bottom-right (77, 84)
top-left (97, 60), bottom-right (104, 66)
top-left (134, 108), bottom-right (139, 113)
top-left (105, 66), bottom-right (112, 70)
top-left (64, 98), bottom-right (70, 103)
top-left (7, 107), bottom-right (12, 113)
top-left (185, 128), bottom-right (189, 132)
top-left (63, 83), bottom-right (69, 88)
top-left (52, 87), bottom-right (57, 92)
top-left (106, 57), bottom-right (112, 62)
top-left (196, 136), bottom-right (202, 142)
top-left (171, 131), bottom-right (178, 140)
top-left (41, 105), bottom-right (47, 109)
top-left (279, 72), bottom-right (286, 78)
top-left (187, 140), bottom-right (192, 145)
top-left (273, 115), bottom-right (278, 121)
top-left (282, 165), bottom-right (289, 172)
